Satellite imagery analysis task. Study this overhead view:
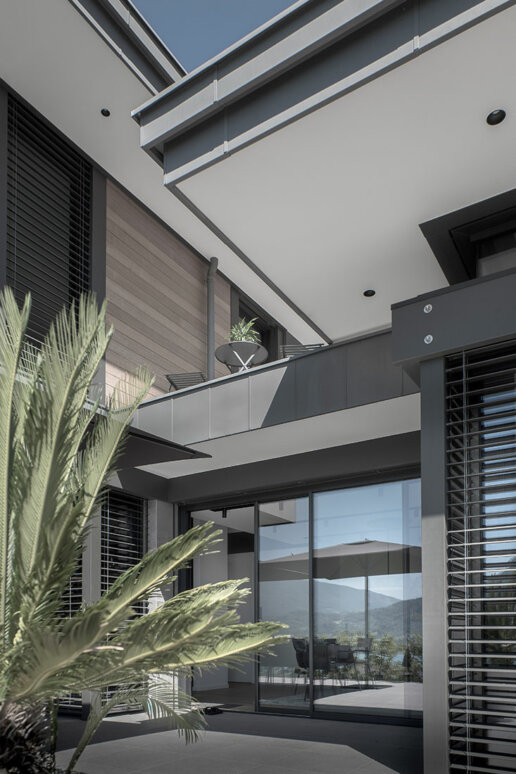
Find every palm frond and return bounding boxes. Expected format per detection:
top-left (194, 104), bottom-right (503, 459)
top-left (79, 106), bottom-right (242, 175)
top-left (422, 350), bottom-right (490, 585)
top-left (16, 295), bottom-right (109, 581)
top-left (0, 288), bottom-right (31, 649)
top-left (96, 522), bottom-right (221, 629)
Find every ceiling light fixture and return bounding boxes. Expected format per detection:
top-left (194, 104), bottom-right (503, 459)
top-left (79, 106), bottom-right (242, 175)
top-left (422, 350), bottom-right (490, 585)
top-left (486, 109), bottom-right (506, 126)
top-left (100, 108), bottom-right (111, 117)
top-left (363, 289), bottom-right (376, 297)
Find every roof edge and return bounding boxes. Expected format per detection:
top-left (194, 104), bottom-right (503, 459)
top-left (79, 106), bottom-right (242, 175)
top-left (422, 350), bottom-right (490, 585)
top-left (67, 0), bottom-right (186, 94)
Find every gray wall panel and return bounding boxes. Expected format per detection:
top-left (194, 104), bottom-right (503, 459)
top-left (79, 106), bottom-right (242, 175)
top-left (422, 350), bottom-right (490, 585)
top-left (136, 399), bottom-right (174, 441)
top-left (172, 388), bottom-right (210, 445)
top-left (295, 346), bottom-right (347, 419)
top-left (402, 368), bottom-right (419, 396)
top-left (346, 332), bottom-right (402, 407)
top-left (210, 377), bottom-right (249, 437)
top-left (250, 365), bottom-right (296, 428)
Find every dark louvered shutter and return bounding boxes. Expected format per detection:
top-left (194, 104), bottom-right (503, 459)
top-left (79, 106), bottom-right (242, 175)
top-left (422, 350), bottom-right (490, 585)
top-left (447, 342), bottom-right (516, 773)
top-left (101, 490), bottom-right (147, 711)
top-left (6, 94), bottom-right (91, 340)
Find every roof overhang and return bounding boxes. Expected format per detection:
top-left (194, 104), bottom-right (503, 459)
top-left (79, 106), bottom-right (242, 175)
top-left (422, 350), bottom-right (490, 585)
top-left (133, 0), bottom-right (516, 343)
top-left (118, 426), bottom-right (210, 469)
top-left (0, 0), bottom-right (323, 344)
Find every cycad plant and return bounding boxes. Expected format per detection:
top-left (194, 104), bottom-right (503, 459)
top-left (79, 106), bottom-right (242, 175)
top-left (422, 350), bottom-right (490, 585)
top-left (228, 317), bottom-right (260, 343)
top-left (0, 289), bottom-right (284, 773)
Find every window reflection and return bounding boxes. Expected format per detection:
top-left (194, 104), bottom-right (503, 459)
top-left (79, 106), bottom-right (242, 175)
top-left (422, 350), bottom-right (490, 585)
top-left (258, 498), bottom-right (310, 711)
top-left (313, 479), bottom-right (422, 717)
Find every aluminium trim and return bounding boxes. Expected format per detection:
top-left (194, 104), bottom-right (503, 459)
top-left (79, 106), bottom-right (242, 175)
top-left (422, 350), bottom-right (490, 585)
top-left (137, 0), bottom-right (513, 181)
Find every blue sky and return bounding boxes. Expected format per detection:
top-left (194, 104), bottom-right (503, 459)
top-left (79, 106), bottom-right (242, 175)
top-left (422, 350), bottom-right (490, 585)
top-left (132, 0), bottom-right (298, 72)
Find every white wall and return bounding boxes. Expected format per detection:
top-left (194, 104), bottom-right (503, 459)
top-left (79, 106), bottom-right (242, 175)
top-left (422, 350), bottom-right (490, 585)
top-left (193, 522), bottom-right (229, 691)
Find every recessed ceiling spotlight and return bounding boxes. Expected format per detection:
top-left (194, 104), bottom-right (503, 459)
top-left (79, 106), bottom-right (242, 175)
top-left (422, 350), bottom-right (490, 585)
top-left (363, 289), bottom-right (376, 298)
top-left (486, 109), bottom-right (506, 126)
top-left (100, 108), bottom-right (111, 117)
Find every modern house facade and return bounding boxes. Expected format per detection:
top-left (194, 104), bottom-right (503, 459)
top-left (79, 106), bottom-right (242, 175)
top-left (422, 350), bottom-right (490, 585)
top-left (1, 0), bottom-right (516, 772)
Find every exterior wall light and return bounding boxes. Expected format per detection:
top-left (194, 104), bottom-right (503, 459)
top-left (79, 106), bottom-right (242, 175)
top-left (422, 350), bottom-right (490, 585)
top-left (486, 109), bottom-right (506, 125)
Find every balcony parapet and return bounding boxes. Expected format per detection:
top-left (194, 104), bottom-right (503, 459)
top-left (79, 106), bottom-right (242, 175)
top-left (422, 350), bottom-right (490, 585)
top-left (135, 330), bottom-right (418, 446)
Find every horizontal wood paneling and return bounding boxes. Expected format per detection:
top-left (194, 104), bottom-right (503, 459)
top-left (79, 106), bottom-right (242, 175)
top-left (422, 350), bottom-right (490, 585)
top-left (105, 181), bottom-right (231, 395)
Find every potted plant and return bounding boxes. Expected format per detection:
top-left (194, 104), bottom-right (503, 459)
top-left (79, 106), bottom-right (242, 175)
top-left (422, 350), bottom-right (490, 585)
top-left (229, 317), bottom-right (261, 344)
top-left (216, 318), bottom-right (268, 372)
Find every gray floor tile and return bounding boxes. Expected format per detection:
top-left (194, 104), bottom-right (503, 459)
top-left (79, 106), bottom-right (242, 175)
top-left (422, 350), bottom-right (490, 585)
top-left (57, 729), bottom-right (398, 774)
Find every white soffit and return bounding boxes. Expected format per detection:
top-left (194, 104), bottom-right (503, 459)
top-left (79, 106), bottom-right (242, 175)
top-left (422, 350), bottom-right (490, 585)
top-left (178, 6), bottom-right (516, 342)
top-left (139, 393), bottom-right (421, 479)
top-left (0, 0), bottom-right (320, 344)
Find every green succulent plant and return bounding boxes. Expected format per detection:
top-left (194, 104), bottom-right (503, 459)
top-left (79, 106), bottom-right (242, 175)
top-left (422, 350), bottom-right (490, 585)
top-left (0, 288), bottom-right (284, 773)
top-left (228, 317), bottom-right (261, 344)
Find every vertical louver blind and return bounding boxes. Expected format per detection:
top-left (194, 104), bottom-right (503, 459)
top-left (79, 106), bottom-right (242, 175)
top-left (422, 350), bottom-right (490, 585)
top-left (6, 94), bottom-right (91, 340)
top-left (447, 342), bottom-right (516, 773)
top-left (101, 490), bottom-right (147, 710)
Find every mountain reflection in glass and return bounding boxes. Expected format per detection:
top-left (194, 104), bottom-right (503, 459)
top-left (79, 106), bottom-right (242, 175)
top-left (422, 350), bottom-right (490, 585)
top-left (313, 479), bottom-right (422, 716)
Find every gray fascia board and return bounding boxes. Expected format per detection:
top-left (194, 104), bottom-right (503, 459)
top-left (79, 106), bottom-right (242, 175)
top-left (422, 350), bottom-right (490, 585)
top-left (133, 0), bottom-right (405, 146)
top-left (161, 0), bottom-right (513, 186)
top-left (131, 0), bottom-right (333, 118)
top-left (100, 0), bottom-right (185, 81)
top-left (67, 0), bottom-right (184, 95)
top-left (134, 0), bottom-right (510, 169)
top-left (392, 268), bottom-right (516, 373)
top-left (167, 432), bottom-right (420, 505)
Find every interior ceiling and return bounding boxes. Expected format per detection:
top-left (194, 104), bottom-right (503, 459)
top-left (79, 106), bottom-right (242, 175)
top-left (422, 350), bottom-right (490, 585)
top-left (140, 393), bottom-right (420, 479)
top-left (178, 6), bottom-right (516, 342)
top-left (0, 0), bottom-right (320, 343)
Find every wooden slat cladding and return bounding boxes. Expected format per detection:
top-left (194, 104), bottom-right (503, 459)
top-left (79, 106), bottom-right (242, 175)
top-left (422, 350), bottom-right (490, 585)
top-left (105, 182), bottom-right (231, 396)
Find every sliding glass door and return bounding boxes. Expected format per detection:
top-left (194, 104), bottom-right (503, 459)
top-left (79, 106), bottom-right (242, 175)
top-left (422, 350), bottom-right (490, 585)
top-left (258, 498), bottom-right (309, 712)
top-left (312, 480), bottom-right (422, 718)
top-left (188, 477), bottom-right (422, 721)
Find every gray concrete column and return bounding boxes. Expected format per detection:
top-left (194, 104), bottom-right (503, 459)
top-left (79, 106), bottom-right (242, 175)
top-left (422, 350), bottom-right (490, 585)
top-left (420, 358), bottom-right (449, 774)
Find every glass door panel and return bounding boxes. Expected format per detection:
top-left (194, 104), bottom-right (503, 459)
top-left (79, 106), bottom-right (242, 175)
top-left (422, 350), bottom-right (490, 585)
top-left (191, 506), bottom-right (256, 712)
top-left (258, 498), bottom-right (310, 711)
top-left (312, 480), bottom-right (422, 718)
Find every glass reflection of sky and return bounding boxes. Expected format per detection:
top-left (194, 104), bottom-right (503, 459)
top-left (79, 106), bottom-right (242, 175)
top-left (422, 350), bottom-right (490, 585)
top-left (314, 480), bottom-right (421, 601)
top-left (314, 480), bottom-right (421, 550)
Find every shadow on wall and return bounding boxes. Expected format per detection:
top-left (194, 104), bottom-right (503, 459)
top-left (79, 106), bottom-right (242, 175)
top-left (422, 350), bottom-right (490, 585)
top-left (261, 333), bottom-right (418, 428)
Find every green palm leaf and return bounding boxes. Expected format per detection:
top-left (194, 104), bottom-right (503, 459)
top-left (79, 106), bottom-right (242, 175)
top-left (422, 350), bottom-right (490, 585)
top-left (0, 290), bottom-right (285, 774)
top-left (0, 288), bottom-right (31, 648)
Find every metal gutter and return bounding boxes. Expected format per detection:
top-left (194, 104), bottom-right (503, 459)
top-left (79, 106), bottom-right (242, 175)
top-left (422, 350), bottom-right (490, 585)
top-left (133, 0), bottom-right (404, 140)
top-left (132, 0), bottom-right (316, 115)
top-left (67, 0), bottom-right (185, 95)
top-left (206, 256), bottom-right (218, 380)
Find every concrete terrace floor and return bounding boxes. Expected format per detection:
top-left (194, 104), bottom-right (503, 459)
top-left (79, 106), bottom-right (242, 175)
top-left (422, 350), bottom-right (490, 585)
top-left (57, 729), bottom-right (401, 774)
top-left (56, 711), bottom-right (423, 774)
